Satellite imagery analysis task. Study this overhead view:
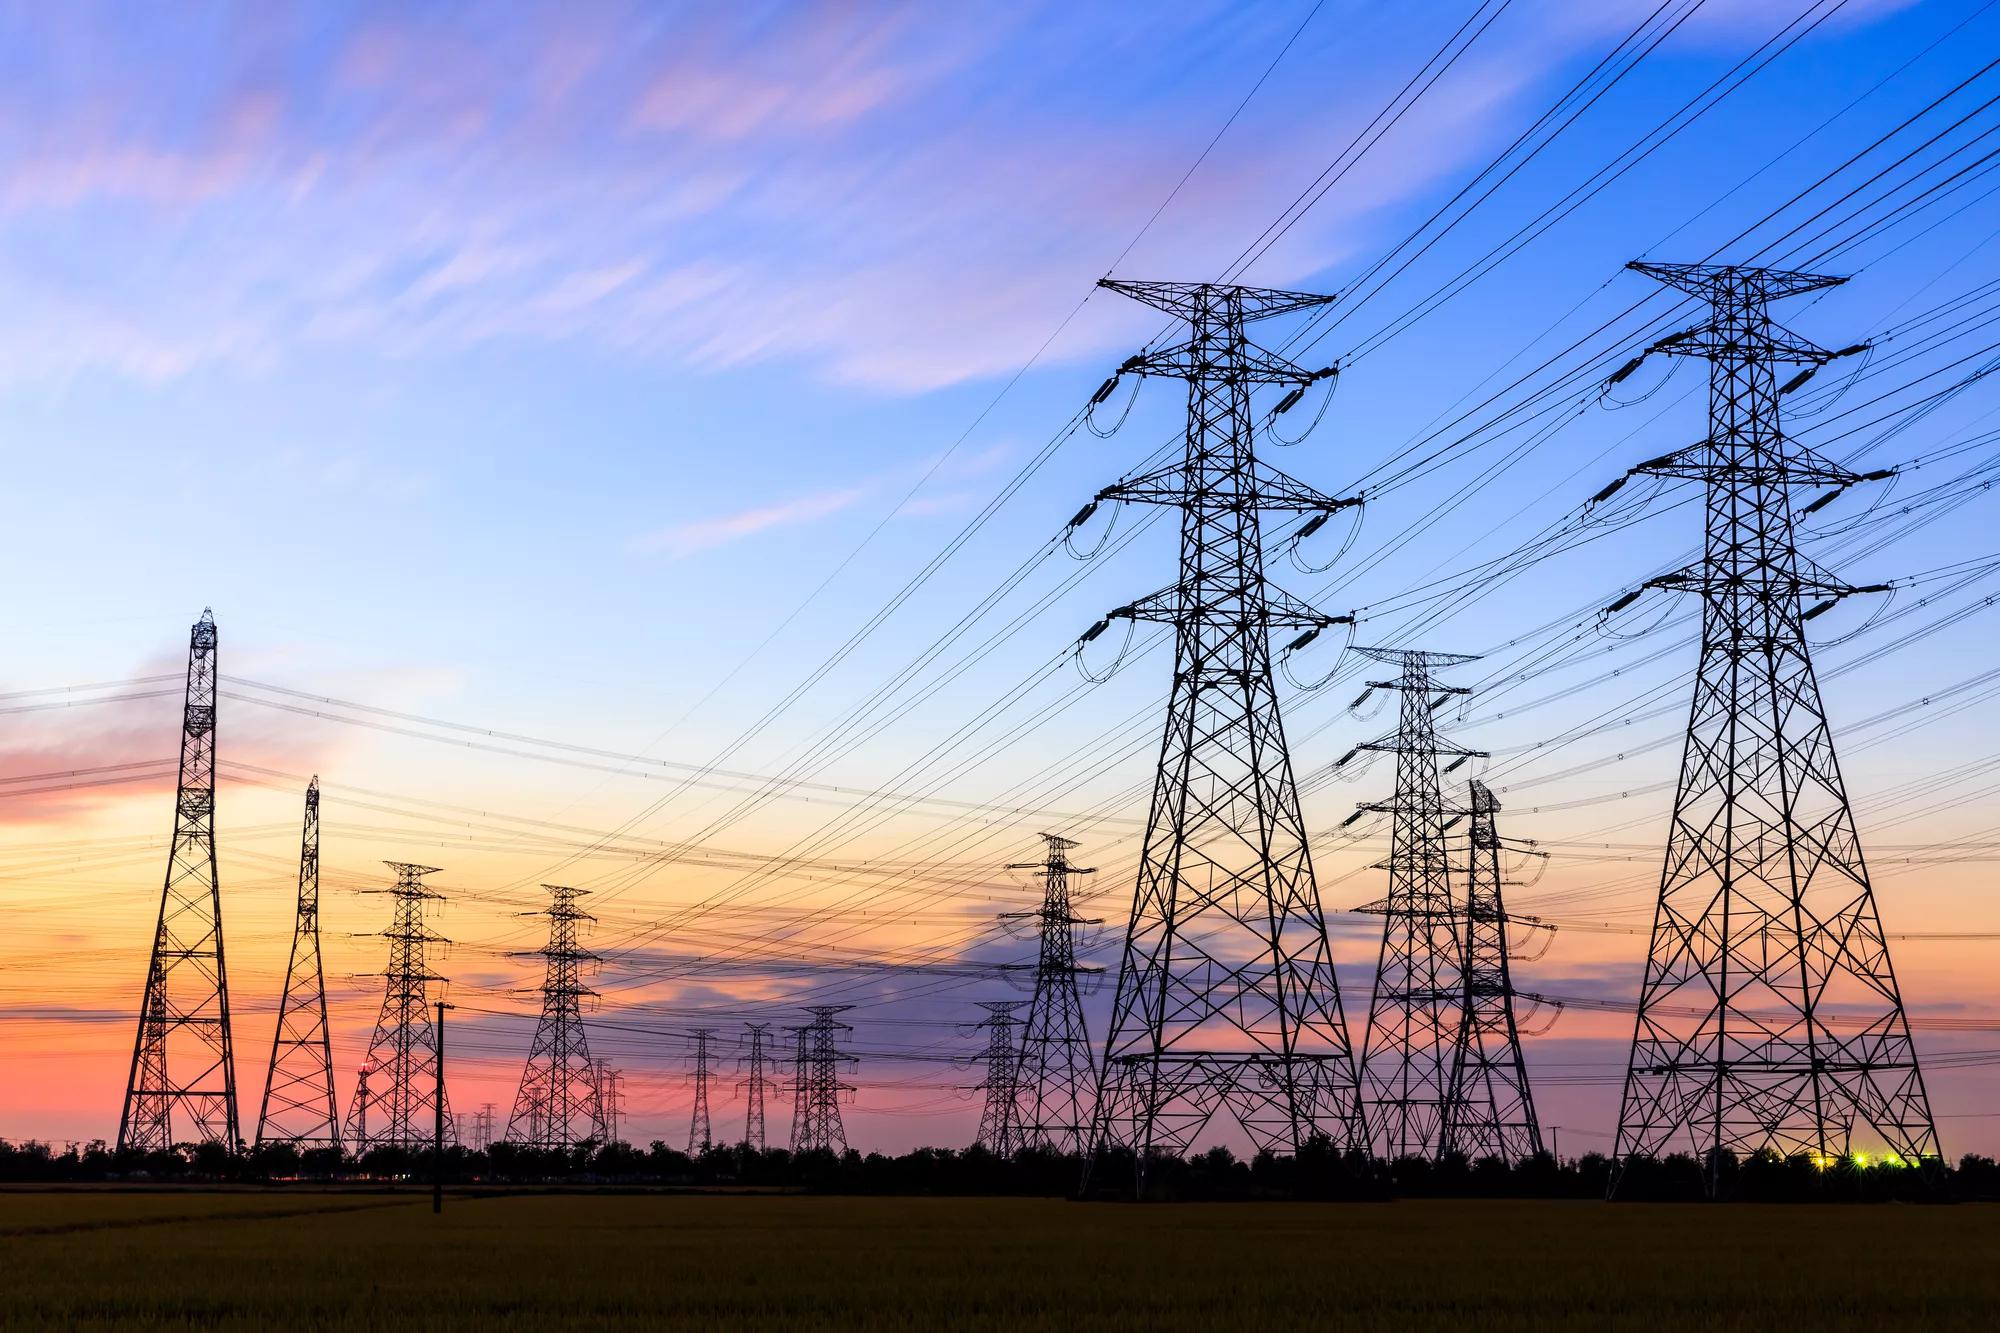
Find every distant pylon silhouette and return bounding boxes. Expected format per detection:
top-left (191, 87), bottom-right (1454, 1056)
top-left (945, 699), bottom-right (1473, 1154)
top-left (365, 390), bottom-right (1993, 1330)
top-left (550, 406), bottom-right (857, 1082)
top-left (592, 1062), bottom-right (623, 1146)
top-left (794, 1006), bottom-right (854, 1155)
top-left (1352, 646), bottom-right (1483, 1161)
top-left (737, 1023), bottom-right (777, 1152)
top-left (255, 778), bottom-right (340, 1149)
top-left (1002, 834), bottom-right (1099, 1156)
top-left (345, 862), bottom-right (450, 1151)
top-left (506, 885), bottom-right (604, 1150)
top-left (1608, 261), bottom-right (1940, 1186)
top-left (972, 1001), bottom-right (1027, 1156)
top-left (1439, 781), bottom-right (1544, 1162)
top-left (1079, 280), bottom-right (1366, 1192)
top-left (120, 609), bottom-right (241, 1152)
top-left (687, 1028), bottom-right (715, 1155)
top-left (787, 1026), bottom-right (809, 1151)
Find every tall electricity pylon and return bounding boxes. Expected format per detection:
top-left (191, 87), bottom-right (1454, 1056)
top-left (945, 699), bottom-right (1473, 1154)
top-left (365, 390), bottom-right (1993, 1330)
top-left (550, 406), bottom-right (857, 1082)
top-left (506, 885), bottom-right (604, 1150)
top-left (1081, 280), bottom-right (1365, 1190)
top-left (1353, 647), bottom-right (1483, 1160)
top-left (737, 1023), bottom-right (777, 1152)
top-left (120, 610), bottom-right (240, 1152)
top-left (592, 1062), bottom-right (623, 1146)
top-left (972, 1001), bottom-right (1026, 1156)
top-left (1610, 261), bottom-right (1939, 1187)
top-left (1002, 834), bottom-right (1099, 1156)
top-left (1440, 781), bottom-right (1543, 1162)
top-left (787, 1026), bottom-right (809, 1151)
top-left (345, 862), bottom-right (450, 1151)
top-left (794, 1006), bottom-right (854, 1155)
top-left (255, 778), bottom-right (340, 1149)
top-left (687, 1028), bottom-right (715, 1155)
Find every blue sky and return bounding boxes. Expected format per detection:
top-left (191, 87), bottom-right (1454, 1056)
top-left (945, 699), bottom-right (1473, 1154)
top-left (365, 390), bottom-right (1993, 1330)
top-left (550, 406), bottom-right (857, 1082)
top-left (6, 0), bottom-right (2000, 1155)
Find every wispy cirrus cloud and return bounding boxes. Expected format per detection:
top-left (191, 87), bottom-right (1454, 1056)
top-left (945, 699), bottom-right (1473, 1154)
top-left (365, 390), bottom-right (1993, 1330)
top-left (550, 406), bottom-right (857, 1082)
top-left (0, 0), bottom-right (1914, 393)
top-left (631, 483), bottom-right (873, 558)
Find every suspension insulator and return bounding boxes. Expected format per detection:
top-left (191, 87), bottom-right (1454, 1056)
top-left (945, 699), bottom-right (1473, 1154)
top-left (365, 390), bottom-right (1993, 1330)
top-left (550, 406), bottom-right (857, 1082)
top-left (1080, 618), bottom-right (1110, 643)
top-left (1801, 599), bottom-right (1837, 621)
top-left (1273, 387), bottom-right (1304, 415)
top-left (1801, 489), bottom-right (1842, 515)
top-left (1778, 366), bottom-right (1817, 395)
top-left (1334, 747), bottom-right (1359, 768)
top-left (1340, 809), bottom-right (1367, 829)
top-left (1296, 513), bottom-right (1328, 540)
top-left (1604, 589), bottom-right (1642, 615)
top-left (1090, 376), bottom-right (1120, 406)
top-left (1589, 475), bottom-right (1628, 505)
top-left (1067, 500), bottom-right (1099, 528)
top-left (1605, 356), bottom-right (1645, 386)
top-left (1349, 687), bottom-right (1373, 711)
top-left (1288, 627), bottom-right (1320, 652)
top-left (1834, 342), bottom-right (1869, 358)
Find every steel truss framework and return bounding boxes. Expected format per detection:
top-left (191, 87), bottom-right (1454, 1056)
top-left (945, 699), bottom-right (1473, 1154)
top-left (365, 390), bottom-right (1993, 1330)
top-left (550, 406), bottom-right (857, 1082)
top-left (972, 1001), bottom-right (1027, 1156)
top-left (346, 863), bottom-right (451, 1151)
top-left (1354, 647), bottom-right (1482, 1160)
top-left (1084, 280), bottom-right (1366, 1192)
top-left (688, 1028), bottom-right (715, 1155)
top-left (737, 1023), bottom-right (777, 1152)
top-left (792, 1006), bottom-right (855, 1155)
top-left (255, 778), bottom-right (341, 1148)
top-left (1613, 261), bottom-right (1939, 1187)
top-left (1440, 781), bottom-right (1544, 1162)
top-left (121, 610), bottom-right (241, 1152)
top-left (506, 884), bottom-right (605, 1150)
top-left (1003, 833), bottom-right (1100, 1155)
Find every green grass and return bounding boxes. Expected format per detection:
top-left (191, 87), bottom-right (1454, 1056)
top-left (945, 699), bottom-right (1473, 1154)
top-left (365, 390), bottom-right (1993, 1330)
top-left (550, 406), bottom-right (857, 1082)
top-left (0, 1191), bottom-right (1994, 1329)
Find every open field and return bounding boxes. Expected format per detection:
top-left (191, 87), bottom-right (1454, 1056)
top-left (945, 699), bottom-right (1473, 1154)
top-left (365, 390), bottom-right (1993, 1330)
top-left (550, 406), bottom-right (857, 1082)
top-left (0, 1191), bottom-right (1996, 1330)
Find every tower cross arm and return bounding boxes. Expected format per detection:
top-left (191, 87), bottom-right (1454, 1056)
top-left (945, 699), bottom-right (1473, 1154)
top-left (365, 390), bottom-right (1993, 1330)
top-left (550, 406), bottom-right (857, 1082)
top-left (1121, 336), bottom-right (1331, 387)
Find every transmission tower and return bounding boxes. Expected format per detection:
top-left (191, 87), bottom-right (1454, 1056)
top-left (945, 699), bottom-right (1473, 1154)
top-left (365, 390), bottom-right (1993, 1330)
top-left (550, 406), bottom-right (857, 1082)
top-left (972, 1001), bottom-right (1026, 1156)
top-left (593, 1062), bottom-right (624, 1146)
top-left (505, 885), bottom-right (604, 1150)
top-left (1439, 781), bottom-right (1543, 1162)
top-left (344, 862), bottom-right (450, 1152)
top-left (687, 1028), bottom-right (715, 1155)
top-left (794, 1006), bottom-right (854, 1155)
top-left (787, 1025), bottom-right (809, 1151)
top-left (119, 609), bottom-right (241, 1152)
top-left (1353, 647), bottom-right (1483, 1161)
top-left (1609, 261), bottom-right (1939, 1186)
top-left (470, 1102), bottom-right (496, 1151)
top-left (1080, 280), bottom-right (1365, 1188)
top-left (1002, 834), bottom-right (1100, 1156)
top-left (255, 777), bottom-right (340, 1149)
top-left (737, 1023), bottom-right (777, 1152)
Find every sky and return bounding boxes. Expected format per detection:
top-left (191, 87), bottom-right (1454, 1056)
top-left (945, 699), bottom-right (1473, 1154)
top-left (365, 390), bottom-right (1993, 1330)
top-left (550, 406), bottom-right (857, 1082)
top-left (4, 0), bottom-right (2000, 1161)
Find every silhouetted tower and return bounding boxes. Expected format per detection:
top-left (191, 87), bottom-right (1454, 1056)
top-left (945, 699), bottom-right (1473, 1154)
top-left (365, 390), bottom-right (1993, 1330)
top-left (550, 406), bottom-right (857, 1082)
top-left (1080, 280), bottom-right (1365, 1188)
top-left (345, 862), bottom-right (450, 1151)
top-left (470, 1102), bottom-right (496, 1151)
top-left (506, 885), bottom-right (604, 1149)
top-left (1003, 834), bottom-right (1100, 1156)
top-left (254, 778), bottom-right (340, 1149)
top-left (1608, 261), bottom-right (1938, 1183)
top-left (794, 1006), bottom-right (854, 1155)
top-left (973, 1001), bottom-right (1027, 1156)
top-left (1353, 647), bottom-right (1482, 1160)
top-left (1440, 781), bottom-right (1544, 1162)
top-left (787, 1025), bottom-right (809, 1151)
top-left (737, 1023), bottom-right (777, 1152)
top-left (119, 610), bottom-right (241, 1152)
top-left (687, 1028), bottom-right (715, 1155)
top-left (593, 1062), bottom-right (624, 1146)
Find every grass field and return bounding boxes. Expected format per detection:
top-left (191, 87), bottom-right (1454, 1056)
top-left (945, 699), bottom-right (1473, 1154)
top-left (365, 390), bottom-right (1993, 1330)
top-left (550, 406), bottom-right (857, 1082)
top-left (0, 1190), bottom-right (1995, 1329)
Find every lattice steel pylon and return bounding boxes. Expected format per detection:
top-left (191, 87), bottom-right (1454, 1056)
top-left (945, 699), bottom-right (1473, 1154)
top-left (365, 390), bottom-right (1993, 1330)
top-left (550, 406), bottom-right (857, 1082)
top-left (1440, 781), bottom-right (1544, 1162)
top-left (345, 862), bottom-right (450, 1151)
top-left (787, 1026), bottom-right (809, 1151)
top-left (592, 1062), bottom-right (623, 1146)
top-left (1352, 647), bottom-right (1483, 1160)
top-left (1080, 280), bottom-right (1366, 1191)
top-left (972, 1001), bottom-right (1026, 1156)
top-left (793, 1006), bottom-right (854, 1155)
top-left (1002, 834), bottom-right (1100, 1156)
top-left (255, 777), bottom-right (340, 1149)
top-left (737, 1023), bottom-right (777, 1152)
top-left (687, 1028), bottom-right (714, 1155)
top-left (120, 609), bottom-right (241, 1153)
top-left (1610, 261), bottom-right (1939, 1187)
top-left (505, 885), bottom-right (604, 1150)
